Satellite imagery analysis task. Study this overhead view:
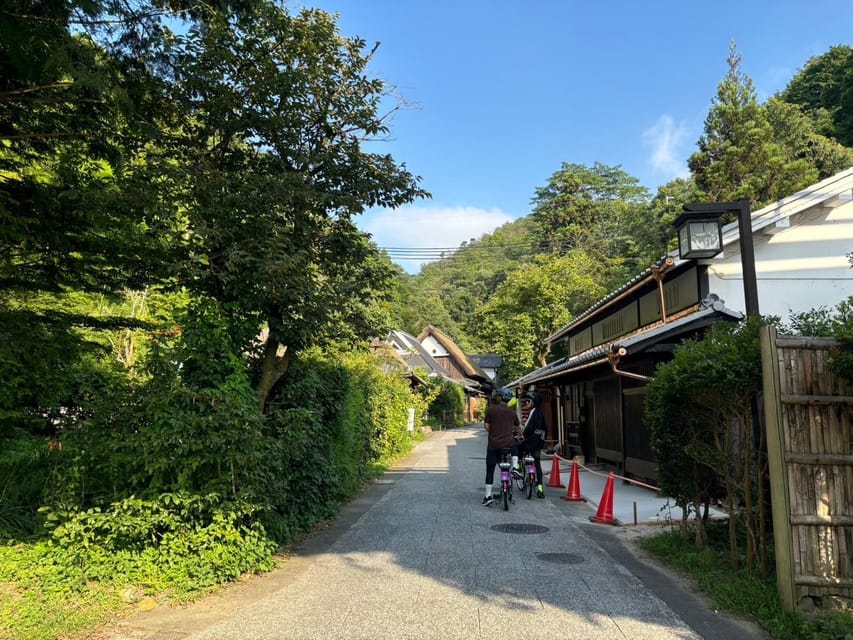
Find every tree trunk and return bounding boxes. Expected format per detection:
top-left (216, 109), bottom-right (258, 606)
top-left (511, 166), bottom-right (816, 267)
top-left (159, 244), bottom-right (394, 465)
top-left (728, 487), bottom-right (738, 568)
top-left (256, 336), bottom-right (291, 412)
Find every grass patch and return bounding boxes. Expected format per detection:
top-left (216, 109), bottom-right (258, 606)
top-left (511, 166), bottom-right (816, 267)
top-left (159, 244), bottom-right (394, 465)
top-left (0, 543), bottom-right (126, 640)
top-left (640, 523), bottom-right (853, 639)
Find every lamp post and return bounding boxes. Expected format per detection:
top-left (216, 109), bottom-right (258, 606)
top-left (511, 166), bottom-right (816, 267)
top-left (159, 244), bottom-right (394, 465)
top-left (673, 198), bottom-right (760, 316)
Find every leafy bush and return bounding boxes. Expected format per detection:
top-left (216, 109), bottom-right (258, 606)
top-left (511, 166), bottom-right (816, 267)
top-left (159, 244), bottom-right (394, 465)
top-left (827, 297), bottom-right (853, 383)
top-left (645, 316), bottom-right (770, 569)
top-left (0, 430), bottom-right (52, 537)
top-left (787, 305), bottom-right (838, 336)
top-left (40, 298), bottom-right (288, 518)
top-left (41, 492), bottom-right (276, 593)
top-left (46, 344), bottom-right (268, 511)
top-left (425, 377), bottom-right (465, 427)
top-left (786, 297), bottom-right (853, 383)
top-left (260, 348), bottom-right (426, 542)
top-left (0, 295), bottom-right (431, 638)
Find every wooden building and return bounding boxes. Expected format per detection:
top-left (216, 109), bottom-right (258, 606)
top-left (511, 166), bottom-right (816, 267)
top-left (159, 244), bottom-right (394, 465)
top-left (418, 325), bottom-right (493, 422)
top-left (511, 167), bottom-right (853, 481)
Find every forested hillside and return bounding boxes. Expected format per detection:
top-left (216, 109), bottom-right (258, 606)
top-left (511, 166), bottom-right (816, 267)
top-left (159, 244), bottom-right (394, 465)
top-left (397, 42), bottom-right (853, 382)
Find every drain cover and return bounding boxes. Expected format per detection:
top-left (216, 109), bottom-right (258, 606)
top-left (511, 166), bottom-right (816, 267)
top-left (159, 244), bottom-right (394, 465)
top-left (535, 552), bottom-right (584, 564)
top-left (490, 523), bottom-right (549, 534)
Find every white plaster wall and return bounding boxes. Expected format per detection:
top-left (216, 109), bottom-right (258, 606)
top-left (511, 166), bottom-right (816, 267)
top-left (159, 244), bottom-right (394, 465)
top-left (707, 201), bottom-right (853, 321)
top-left (421, 335), bottom-right (449, 357)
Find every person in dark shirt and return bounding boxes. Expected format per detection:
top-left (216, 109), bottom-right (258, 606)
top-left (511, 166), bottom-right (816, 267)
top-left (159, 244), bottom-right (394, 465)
top-left (520, 390), bottom-right (547, 498)
top-left (482, 387), bottom-right (519, 506)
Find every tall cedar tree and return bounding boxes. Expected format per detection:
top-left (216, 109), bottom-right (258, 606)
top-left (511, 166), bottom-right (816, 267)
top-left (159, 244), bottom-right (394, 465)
top-left (688, 42), bottom-right (817, 209)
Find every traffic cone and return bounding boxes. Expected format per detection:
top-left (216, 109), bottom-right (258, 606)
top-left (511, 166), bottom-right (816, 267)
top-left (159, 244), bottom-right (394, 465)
top-left (589, 472), bottom-right (617, 525)
top-left (547, 455), bottom-right (564, 488)
top-left (563, 459), bottom-right (584, 501)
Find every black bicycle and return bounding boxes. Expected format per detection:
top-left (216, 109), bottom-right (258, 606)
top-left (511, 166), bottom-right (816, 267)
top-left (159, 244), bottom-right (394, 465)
top-left (514, 452), bottom-right (537, 499)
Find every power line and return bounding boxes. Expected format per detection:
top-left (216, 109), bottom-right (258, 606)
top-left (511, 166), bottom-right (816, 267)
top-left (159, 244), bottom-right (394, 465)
top-left (376, 239), bottom-right (575, 260)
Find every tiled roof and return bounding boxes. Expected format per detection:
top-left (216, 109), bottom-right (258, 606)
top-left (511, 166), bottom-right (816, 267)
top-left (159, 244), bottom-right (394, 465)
top-left (544, 256), bottom-right (678, 344)
top-left (509, 295), bottom-right (742, 387)
top-left (384, 329), bottom-right (453, 379)
top-left (470, 354), bottom-right (503, 369)
top-left (544, 166), bottom-right (853, 346)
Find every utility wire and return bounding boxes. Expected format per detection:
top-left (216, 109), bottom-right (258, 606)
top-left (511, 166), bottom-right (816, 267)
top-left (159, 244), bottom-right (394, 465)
top-left (376, 239), bottom-right (577, 260)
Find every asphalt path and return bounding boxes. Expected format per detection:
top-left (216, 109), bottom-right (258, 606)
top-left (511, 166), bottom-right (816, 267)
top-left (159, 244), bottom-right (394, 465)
top-left (93, 427), bottom-right (768, 640)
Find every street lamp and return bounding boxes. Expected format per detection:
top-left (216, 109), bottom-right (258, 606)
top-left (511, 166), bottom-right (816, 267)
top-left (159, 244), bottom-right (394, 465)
top-left (673, 198), bottom-right (760, 316)
top-left (673, 209), bottom-right (723, 259)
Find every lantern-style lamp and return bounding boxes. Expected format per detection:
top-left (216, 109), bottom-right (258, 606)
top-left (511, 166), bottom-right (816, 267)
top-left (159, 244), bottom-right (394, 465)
top-left (672, 207), bottom-right (723, 260)
top-left (673, 199), bottom-right (759, 316)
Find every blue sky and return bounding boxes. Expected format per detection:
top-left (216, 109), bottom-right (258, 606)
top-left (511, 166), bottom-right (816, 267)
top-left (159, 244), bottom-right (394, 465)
top-left (297, 0), bottom-right (853, 273)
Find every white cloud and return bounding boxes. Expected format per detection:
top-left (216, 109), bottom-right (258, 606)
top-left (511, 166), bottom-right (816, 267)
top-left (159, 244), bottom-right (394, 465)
top-left (757, 65), bottom-right (793, 100)
top-left (360, 204), bottom-right (514, 273)
top-left (643, 115), bottom-right (691, 181)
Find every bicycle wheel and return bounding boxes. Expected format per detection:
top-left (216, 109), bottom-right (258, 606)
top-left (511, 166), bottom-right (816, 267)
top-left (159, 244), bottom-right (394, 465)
top-left (514, 473), bottom-right (525, 491)
top-left (502, 481), bottom-right (509, 511)
top-left (526, 473), bottom-right (534, 499)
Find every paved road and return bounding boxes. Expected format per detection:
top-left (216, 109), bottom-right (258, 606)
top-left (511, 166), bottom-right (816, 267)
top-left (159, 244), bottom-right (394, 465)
top-left (97, 427), bottom-right (766, 640)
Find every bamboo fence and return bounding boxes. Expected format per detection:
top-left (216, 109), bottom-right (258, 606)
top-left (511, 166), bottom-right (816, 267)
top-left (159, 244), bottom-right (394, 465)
top-left (761, 326), bottom-right (853, 610)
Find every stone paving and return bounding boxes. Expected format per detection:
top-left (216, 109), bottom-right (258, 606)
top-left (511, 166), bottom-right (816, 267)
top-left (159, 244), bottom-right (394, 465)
top-left (94, 427), bottom-right (766, 640)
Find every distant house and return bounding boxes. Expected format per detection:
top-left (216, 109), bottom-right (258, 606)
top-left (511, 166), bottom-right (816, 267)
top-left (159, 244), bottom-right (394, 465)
top-left (417, 325), bottom-right (494, 421)
top-left (469, 353), bottom-right (503, 384)
top-left (372, 329), bottom-right (455, 387)
top-left (510, 167), bottom-right (853, 481)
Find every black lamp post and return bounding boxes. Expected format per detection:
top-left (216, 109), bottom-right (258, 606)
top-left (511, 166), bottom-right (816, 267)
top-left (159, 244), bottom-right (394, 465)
top-left (673, 198), bottom-right (760, 316)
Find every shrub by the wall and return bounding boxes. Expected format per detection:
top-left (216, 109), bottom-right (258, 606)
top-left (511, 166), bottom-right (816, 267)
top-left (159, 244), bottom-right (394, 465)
top-left (425, 378), bottom-right (465, 428)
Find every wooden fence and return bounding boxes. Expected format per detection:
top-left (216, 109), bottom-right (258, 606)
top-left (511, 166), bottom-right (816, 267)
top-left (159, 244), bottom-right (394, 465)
top-left (761, 326), bottom-right (853, 610)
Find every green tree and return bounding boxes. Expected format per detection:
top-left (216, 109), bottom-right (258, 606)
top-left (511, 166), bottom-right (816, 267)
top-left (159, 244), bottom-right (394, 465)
top-left (765, 97), bottom-right (853, 180)
top-left (645, 317), bottom-right (770, 574)
top-left (422, 377), bottom-right (465, 428)
top-left (476, 250), bottom-right (607, 382)
top-left (401, 216), bottom-right (540, 350)
top-left (632, 177), bottom-right (705, 267)
top-left (150, 4), bottom-right (428, 409)
top-left (530, 162), bottom-right (650, 276)
top-left (688, 42), bottom-right (817, 209)
top-left (780, 45), bottom-right (853, 146)
top-left (0, 1), bottom-right (181, 433)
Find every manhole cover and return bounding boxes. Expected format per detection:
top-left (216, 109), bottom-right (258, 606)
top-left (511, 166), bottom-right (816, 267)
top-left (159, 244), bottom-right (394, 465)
top-left (490, 523), bottom-right (549, 534)
top-left (535, 552), bottom-right (584, 564)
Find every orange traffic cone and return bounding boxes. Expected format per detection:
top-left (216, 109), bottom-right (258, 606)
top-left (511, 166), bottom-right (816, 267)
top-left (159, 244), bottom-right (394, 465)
top-left (563, 459), bottom-right (584, 501)
top-left (547, 455), bottom-right (564, 488)
top-left (589, 472), bottom-right (617, 525)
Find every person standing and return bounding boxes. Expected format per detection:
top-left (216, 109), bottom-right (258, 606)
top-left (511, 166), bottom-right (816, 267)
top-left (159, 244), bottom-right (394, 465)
top-left (482, 387), bottom-right (519, 506)
top-left (520, 391), bottom-right (547, 498)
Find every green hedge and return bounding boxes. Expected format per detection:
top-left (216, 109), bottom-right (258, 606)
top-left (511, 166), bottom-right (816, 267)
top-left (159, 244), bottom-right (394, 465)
top-left (1, 323), bottom-right (429, 639)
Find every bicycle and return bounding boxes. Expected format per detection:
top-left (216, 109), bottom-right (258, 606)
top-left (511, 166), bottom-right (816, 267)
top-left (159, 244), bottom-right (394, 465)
top-left (514, 451), bottom-right (537, 499)
top-left (497, 447), bottom-right (514, 511)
